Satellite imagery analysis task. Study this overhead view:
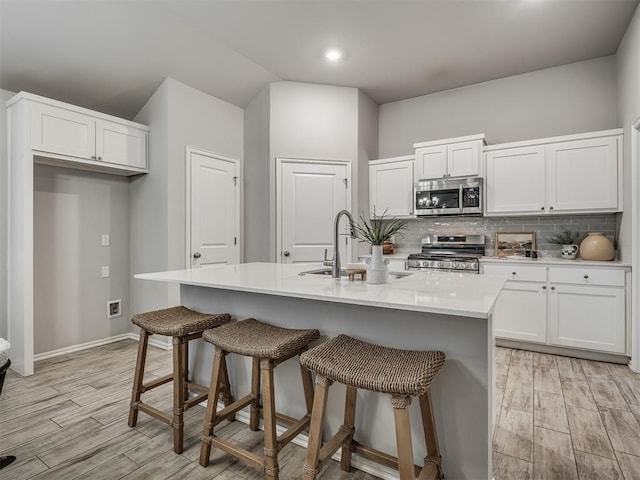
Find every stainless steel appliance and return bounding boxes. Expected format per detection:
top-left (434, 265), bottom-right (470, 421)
top-left (407, 234), bottom-right (485, 273)
top-left (414, 178), bottom-right (482, 216)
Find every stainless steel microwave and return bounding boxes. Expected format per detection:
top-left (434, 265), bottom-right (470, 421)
top-left (414, 178), bottom-right (483, 216)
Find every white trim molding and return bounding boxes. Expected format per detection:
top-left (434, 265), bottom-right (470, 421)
top-left (631, 116), bottom-right (640, 373)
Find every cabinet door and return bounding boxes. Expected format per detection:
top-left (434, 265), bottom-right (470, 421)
top-left (415, 145), bottom-right (447, 180)
top-left (96, 120), bottom-right (147, 169)
top-left (486, 146), bottom-right (546, 214)
top-left (369, 160), bottom-right (414, 217)
top-left (30, 103), bottom-right (96, 160)
top-left (493, 282), bottom-right (547, 343)
top-left (548, 284), bottom-right (625, 354)
top-left (546, 137), bottom-right (619, 212)
top-left (447, 140), bottom-right (480, 178)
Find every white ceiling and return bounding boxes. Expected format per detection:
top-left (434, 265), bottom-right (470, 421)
top-left (1, 0), bottom-right (638, 119)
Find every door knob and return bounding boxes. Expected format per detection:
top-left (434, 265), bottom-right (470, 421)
top-left (283, 251), bottom-right (290, 257)
top-left (193, 252), bottom-right (202, 259)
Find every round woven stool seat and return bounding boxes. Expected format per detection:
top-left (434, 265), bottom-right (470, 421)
top-left (131, 306), bottom-right (230, 336)
top-left (202, 318), bottom-right (320, 360)
top-left (300, 334), bottom-right (445, 396)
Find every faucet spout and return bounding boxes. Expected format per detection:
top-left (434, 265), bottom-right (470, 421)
top-left (331, 210), bottom-right (357, 278)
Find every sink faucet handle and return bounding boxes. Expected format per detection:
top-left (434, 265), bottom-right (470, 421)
top-left (323, 248), bottom-right (333, 266)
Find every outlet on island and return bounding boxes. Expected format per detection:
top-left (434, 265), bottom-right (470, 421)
top-left (101, 266), bottom-right (110, 278)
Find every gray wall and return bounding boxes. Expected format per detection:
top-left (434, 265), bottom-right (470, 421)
top-left (131, 78), bottom-right (243, 324)
top-left (378, 56), bottom-right (619, 157)
top-left (33, 165), bottom-right (131, 354)
top-left (0, 88), bottom-right (16, 340)
top-left (243, 85), bottom-right (271, 263)
top-left (357, 90), bottom-right (379, 255)
top-left (616, 6), bottom-right (640, 264)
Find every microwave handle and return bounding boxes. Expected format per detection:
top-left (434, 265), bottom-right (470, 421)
top-left (459, 184), bottom-right (464, 209)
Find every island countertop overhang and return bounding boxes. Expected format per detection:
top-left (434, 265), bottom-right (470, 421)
top-left (135, 262), bottom-right (506, 319)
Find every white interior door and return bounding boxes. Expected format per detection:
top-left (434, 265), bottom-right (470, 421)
top-left (278, 159), bottom-right (350, 264)
top-left (187, 148), bottom-right (239, 268)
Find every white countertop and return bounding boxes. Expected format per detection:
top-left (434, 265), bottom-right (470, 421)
top-left (480, 256), bottom-right (631, 267)
top-left (135, 262), bottom-right (507, 319)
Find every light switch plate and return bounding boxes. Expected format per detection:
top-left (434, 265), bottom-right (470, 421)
top-left (101, 266), bottom-right (110, 278)
top-left (101, 234), bottom-right (110, 246)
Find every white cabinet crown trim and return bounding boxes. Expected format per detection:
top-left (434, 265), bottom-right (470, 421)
top-left (413, 133), bottom-right (486, 149)
top-left (484, 128), bottom-right (623, 152)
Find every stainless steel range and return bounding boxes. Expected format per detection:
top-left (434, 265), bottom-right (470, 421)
top-left (407, 235), bottom-right (486, 273)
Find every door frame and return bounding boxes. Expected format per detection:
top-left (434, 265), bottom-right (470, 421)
top-left (185, 146), bottom-right (242, 268)
top-left (275, 157), bottom-right (352, 264)
top-left (631, 117), bottom-right (640, 372)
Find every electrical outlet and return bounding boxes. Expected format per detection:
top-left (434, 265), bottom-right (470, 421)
top-left (107, 299), bottom-right (122, 318)
top-left (101, 234), bottom-right (110, 246)
top-left (101, 266), bottom-right (110, 278)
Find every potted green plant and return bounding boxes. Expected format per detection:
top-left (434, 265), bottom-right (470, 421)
top-left (549, 228), bottom-right (580, 259)
top-left (353, 209), bottom-right (407, 284)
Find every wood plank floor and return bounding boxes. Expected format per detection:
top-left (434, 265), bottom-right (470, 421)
top-left (1, 340), bottom-right (640, 479)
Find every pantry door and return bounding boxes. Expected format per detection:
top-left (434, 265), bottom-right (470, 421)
top-left (186, 147), bottom-right (240, 268)
top-left (277, 158), bottom-right (351, 264)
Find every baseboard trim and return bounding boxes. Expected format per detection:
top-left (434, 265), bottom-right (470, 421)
top-left (33, 331), bottom-right (173, 361)
top-left (34, 334), bottom-right (133, 361)
top-left (126, 332), bottom-right (172, 350)
top-left (204, 401), bottom-right (400, 480)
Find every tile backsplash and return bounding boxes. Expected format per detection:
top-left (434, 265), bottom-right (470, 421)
top-left (391, 213), bottom-right (620, 258)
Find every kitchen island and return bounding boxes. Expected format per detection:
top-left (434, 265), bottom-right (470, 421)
top-left (135, 263), bottom-right (506, 480)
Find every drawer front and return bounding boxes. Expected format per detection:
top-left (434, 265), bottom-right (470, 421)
top-left (483, 264), bottom-right (547, 282)
top-left (549, 267), bottom-right (625, 287)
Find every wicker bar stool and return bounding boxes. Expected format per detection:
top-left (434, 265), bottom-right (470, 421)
top-left (199, 318), bottom-right (320, 480)
top-left (128, 306), bottom-right (232, 454)
top-left (300, 334), bottom-right (446, 480)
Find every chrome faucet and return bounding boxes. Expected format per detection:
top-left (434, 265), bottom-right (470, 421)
top-left (324, 210), bottom-right (357, 278)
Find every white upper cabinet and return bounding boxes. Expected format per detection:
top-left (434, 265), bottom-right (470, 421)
top-left (414, 134), bottom-right (485, 181)
top-left (15, 92), bottom-right (148, 175)
top-left (486, 146), bottom-right (546, 214)
top-left (485, 129), bottom-right (622, 216)
top-left (369, 155), bottom-right (414, 218)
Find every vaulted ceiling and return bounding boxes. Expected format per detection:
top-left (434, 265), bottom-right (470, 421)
top-left (1, 0), bottom-right (638, 119)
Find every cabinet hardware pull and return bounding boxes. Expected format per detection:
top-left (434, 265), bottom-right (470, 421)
top-left (511, 272), bottom-right (516, 275)
top-left (549, 206), bottom-right (554, 210)
top-left (193, 252), bottom-right (201, 259)
top-left (540, 207), bottom-right (545, 210)
top-left (283, 251), bottom-right (291, 257)
top-left (550, 286), bottom-right (556, 290)
top-left (542, 286), bottom-right (547, 290)
top-left (584, 275), bottom-right (589, 279)
top-left (97, 156), bottom-right (102, 160)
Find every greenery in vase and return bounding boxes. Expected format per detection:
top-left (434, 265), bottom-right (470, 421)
top-left (548, 228), bottom-right (580, 245)
top-left (353, 208), bottom-right (407, 245)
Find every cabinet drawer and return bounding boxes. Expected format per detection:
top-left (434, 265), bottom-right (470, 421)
top-left (548, 267), bottom-right (625, 287)
top-left (483, 264), bottom-right (547, 282)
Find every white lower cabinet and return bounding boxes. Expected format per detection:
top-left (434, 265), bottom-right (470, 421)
top-left (548, 284), bottom-right (625, 354)
top-left (483, 263), bottom-right (627, 355)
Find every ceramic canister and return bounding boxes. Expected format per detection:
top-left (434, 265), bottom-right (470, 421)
top-left (579, 232), bottom-right (615, 261)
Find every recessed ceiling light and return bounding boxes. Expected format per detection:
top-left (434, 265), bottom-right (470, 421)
top-left (325, 49), bottom-right (342, 62)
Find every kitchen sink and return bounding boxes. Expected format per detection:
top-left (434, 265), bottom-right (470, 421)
top-left (299, 268), bottom-right (413, 280)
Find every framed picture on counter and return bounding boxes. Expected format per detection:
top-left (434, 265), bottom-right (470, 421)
top-left (495, 232), bottom-right (536, 257)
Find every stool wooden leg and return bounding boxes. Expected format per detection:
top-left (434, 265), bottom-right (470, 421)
top-left (249, 357), bottom-right (261, 431)
top-left (392, 395), bottom-right (415, 480)
top-left (340, 385), bottom-right (357, 472)
top-left (261, 359), bottom-right (279, 480)
top-left (219, 354), bottom-right (234, 408)
top-left (419, 390), bottom-right (443, 479)
top-left (200, 349), bottom-right (225, 467)
top-left (182, 337), bottom-right (189, 401)
top-left (303, 375), bottom-right (332, 480)
top-left (172, 336), bottom-right (186, 454)
top-left (128, 328), bottom-right (149, 427)
top-left (300, 361), bottom-right (315, 417)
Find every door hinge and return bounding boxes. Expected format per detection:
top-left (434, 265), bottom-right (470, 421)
top-left (342, 178), bottom-right (348, 188)
top-left (234, 237), bottom-right (237, 246)
top-left (232, 176), bottom-right (238, 186)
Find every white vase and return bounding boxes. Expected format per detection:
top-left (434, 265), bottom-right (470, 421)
top-left (366, 245), bottom-right (389, 284)
top-left (560, 244), bottom-right (579, 260)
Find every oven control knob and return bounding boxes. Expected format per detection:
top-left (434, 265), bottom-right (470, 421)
top-left (452, 262), bottom-right (459, 269)
top-left (437, 261), bottom-right (444, 268)
top-left (422, 261), bottom-right (428, 267)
